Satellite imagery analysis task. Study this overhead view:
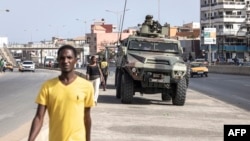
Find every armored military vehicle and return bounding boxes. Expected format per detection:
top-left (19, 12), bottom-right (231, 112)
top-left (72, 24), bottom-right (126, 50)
top-left (115, 15), bottom-right (189, 106)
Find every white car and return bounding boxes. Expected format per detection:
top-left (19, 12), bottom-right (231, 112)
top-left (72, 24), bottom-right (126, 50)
top-left (19, 60), bottom-right (36, 72)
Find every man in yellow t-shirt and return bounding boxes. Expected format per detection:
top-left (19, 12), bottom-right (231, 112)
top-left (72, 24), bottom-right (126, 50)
top-left (28, 45), bottom-right (95, 141)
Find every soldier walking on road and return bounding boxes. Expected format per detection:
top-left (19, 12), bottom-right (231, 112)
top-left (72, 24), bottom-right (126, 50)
top-left (28, 45), bottom-right (95, 141)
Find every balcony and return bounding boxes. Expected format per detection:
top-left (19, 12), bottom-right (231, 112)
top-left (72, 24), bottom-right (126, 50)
top-left (246, 5), bottom-right (250, 11)
top-left (201, 15), bottom-right (245, 24)
top-left (223, 45), bottom-right (248, 52)
top-left (201, 2), bottom-right (246, 11)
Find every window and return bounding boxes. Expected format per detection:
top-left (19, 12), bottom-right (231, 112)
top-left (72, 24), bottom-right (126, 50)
top-left (128, 40), bottom-right (178, 53)
top-left (23, 61), bottom-right (33, 64)
top-left (86, 37), bottom-right (91, 43)
top-left (225, 24), bottom-right (233, 29)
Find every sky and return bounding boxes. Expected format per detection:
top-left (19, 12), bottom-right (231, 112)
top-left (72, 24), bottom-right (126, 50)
top-left (0, 0), bottom-right (200, 44)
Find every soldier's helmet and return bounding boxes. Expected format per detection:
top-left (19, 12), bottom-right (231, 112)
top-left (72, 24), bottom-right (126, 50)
top-left (145, 15), bottom-right (153, 20)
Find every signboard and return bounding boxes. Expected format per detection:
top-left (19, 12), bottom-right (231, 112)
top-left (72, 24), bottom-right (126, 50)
top-left (83, 46), bottom-right (89, 55)
top-left (204, 28), bottom-right (216, 44)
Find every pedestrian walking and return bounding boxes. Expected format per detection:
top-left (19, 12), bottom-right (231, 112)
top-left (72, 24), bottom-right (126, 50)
top-left (86, 55), bottom-right (104, 105)
top-left (2, 60), bottom-right (6, 72)
top-left (244, 56), bottom-right (247, 62)
top-left (0, 58), bottom-right (4, 73)
top-left (100, 58), bottom-right (109, 91)
top-left (234, 56), bottom-right (239, 66)
top-left (28, 45), bottom-right (95, 141)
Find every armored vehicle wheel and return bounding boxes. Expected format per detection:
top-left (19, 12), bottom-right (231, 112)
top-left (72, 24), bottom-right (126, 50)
top-left (121, 72), bottom-right (134, 104)
top-left (116, 70), bottom-right (122, 99)
top-left (115, 68), bottom-right (119, 87)
top-left (186, 66), bottom-right (190, 87)
top-left (172, 78), bottom-right (187, 106)
top-left (162, 89), bottom-right (172, 101)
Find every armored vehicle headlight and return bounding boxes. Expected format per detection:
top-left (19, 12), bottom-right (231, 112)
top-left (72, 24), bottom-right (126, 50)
top-left (174, 71), bottom-right (184, 76)
top-left (131, 67), bottom-right (137, 73)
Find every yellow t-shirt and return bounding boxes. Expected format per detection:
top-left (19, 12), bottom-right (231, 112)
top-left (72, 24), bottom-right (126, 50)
top-left (36, 76), bottom-right (95, 141)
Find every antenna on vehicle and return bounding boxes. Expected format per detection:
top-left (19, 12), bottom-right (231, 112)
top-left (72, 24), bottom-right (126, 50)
top-left (118, 0), bottom-right (127, 45)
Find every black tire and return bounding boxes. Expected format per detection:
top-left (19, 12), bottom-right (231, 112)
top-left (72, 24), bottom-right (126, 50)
top-left (115, 68), bottom-right (118, 87)
top-left (186, 65), bottom-right (190, 87)
top-left (172, 78), bottom-right (187, 106)
top-left (162, 89), bottom-right (172, 101)
top-left (115, 70), bottom-right (122, 99)
top-left (121, 72), bottom-right (134, 104)
top-left (205, 73), bottom-right (208, 77)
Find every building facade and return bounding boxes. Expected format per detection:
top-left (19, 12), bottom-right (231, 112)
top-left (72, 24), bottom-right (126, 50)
top-left (86, 20), bottom-right (136, 55)
top-left (169, 22), bottom-right (201, 61)
top-left (200, 0), bottom-right (250, 62)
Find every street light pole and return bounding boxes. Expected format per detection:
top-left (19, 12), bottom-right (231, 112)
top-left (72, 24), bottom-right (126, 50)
top-left (0, 9), bottom-right (10, 12)
top-left (105, 10), bottom-right (121, 32)
top-left (106, 8), bottom-right (130, 44)
top-left (76, 18), bottom-right (95, 35)
top-left (105, 9), bottom-right (130, 32)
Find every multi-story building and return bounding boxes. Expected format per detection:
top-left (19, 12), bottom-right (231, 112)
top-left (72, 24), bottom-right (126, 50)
top-left (170, 22), bottom-right (201, 61)
top-left (86, 19), bottom-right (136, 55)
top-left (200, 0), bottom-right (250, 62)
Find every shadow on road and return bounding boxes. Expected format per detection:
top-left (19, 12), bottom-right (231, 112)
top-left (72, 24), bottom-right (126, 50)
top-left (105, 84), bottom-right (116, 89)
top-left (98, 94), bottom-right (173, 106)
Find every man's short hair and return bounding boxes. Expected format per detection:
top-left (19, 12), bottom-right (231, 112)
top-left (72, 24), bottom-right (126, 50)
top-left (57, 44), bottom-right (77, 58)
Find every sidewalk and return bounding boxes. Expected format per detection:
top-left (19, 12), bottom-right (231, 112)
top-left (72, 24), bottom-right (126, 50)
top-left (1, 69), bottom-right (250, 141)
top-left (20, 115), bottom-right (49, 141)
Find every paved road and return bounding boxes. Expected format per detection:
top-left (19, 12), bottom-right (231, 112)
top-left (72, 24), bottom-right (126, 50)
top-left (0, 68), bottom-right (250, 141)
top-left (0, 69), bottom-right (60, 140)
top-left (189, 73), bottom-right (250, 111)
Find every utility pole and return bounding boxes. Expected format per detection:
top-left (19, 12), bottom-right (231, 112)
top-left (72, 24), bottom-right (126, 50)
top-left (158, 0), bottom-right (160, 23)
top-left (106, 7), bottom-right (130, 45)
top-left (208, 0), bottom-right (212, 66)
top-left (119, 0), bottom-right (128, 44)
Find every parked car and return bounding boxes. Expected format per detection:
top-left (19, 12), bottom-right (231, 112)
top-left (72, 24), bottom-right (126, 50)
top-left (19, 60), bottom-right (35, 72)
top-left (190, 62), bottom-right (208, 77)
top-left (241, 61), bottom-right (250, 67)
top-left (4, 63), bottom-right (14, 72)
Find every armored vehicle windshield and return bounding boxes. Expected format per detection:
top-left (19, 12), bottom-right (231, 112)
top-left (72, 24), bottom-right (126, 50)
top-left (128, 39), bottom-right (179, 53)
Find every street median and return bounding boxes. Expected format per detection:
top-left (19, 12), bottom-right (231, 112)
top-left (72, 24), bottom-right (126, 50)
top-left (208, 65), bottom-right (250, 75)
